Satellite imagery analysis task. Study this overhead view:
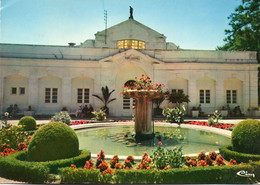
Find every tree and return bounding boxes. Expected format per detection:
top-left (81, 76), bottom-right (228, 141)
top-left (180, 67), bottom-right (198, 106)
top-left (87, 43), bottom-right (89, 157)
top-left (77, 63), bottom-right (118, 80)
top-left (92, 86), bottom-right (116, 115)
top-left (217, 0), bottom-right (259, 58)
top-left (167, 91), bottom-right (190, 108)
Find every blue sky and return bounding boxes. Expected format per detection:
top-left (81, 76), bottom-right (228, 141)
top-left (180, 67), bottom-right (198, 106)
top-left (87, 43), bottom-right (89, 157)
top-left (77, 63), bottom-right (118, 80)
top-left (0, 0), bottom-right (241, 50)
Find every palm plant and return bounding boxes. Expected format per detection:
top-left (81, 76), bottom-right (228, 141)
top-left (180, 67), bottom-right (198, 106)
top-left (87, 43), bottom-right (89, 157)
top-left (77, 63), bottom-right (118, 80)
top-left (92, 86), bottom-right (116, 115)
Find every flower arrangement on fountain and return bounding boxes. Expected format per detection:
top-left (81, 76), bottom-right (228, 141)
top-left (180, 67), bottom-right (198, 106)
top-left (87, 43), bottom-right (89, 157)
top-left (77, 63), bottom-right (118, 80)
top-left (120, 74), bottom-right (167, 97)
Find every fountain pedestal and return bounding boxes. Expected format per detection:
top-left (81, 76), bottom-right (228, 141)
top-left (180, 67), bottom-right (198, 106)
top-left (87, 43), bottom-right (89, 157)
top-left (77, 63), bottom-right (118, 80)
top-left (124, 90), bottom-right (163, 139)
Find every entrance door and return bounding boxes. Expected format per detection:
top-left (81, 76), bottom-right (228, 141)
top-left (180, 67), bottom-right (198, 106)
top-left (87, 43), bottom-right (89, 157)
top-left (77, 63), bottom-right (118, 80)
top-left (122, 97), bottom-right (136, 116)
top-left (122, 80), bottom-right (136, 117)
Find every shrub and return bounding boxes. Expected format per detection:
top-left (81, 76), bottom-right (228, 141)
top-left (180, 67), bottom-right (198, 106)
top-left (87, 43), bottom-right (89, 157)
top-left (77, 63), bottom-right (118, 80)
top-left (162, 106), bottom-right (186, 125)
top-left (18, 116), bottom-right (37, 131)
top-left (208, 110), bottom-right (222, 125)
top-left (151, 143), bottom-right (185, 169)
top-left (51, 112), bottom-right (71, 125)
top-left (27, 122), bottom-right (79, 161)
top-left (92, 109), bottom-right (106, 121)
top-left (0, 125), bottom-right (29, 149)
top-left (231, 119), bottom-right (260, 154)
top-left (219, 144), bottom-right (260, 163)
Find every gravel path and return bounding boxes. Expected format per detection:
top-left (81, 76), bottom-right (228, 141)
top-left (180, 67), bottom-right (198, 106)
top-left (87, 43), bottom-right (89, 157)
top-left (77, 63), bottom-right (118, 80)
top-left (0, 177), bottom-right (24, 183)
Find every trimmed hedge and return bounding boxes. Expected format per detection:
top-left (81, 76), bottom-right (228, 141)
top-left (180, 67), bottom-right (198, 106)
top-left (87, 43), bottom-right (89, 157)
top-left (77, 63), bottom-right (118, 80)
top-left (60, 163), bottom-right (259, 184)
top-left (60, 168), bottom-right (101, 184)
top-left (232, 119), bottom-right (260, 154)
top-left (220, 144), bottom-right (260, 163)
top-left (0, 150), bottom-right (91, 183)
top-left (18, 116), bottom-right (37, 131)
top-left (28, 122), bottom-right (79, 161)
top-left (0, 153), bottom-right (49, 183)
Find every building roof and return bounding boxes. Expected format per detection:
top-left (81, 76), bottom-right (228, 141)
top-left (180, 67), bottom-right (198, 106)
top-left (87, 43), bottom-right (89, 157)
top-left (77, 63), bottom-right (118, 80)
top-left (95, 18), bottom-right (166, 39)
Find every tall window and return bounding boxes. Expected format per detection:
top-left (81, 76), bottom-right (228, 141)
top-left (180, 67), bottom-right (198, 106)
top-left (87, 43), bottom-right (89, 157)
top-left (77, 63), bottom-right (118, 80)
top-left (200, 89), bottom-right (210, 104)
top-left (172, 89), bottom-right (183, 94)
top-left (11, 87), bottom-right (17, 94)
top-left (45, 88), bottom-right (58, 103)
top-left (117, 40), bottom-right (145, 49)
top-left (20, 87), bottom-right (25, 95)
top-left (77, 88), bottom-right (89, 104)
top-left (226, 90), bottom-right (237, 104)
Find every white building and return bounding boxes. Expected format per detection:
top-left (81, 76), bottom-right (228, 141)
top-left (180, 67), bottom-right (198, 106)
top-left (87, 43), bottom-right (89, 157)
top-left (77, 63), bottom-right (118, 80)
top-left (0, 15), bottom-right (258, 117)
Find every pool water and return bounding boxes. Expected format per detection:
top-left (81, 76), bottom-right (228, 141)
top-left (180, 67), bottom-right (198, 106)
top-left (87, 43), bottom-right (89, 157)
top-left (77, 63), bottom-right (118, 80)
top-left (77, 125), bottom-right (231, 156)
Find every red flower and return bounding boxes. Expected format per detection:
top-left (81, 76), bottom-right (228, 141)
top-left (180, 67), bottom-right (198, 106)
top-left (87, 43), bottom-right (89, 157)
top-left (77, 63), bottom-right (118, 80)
top-left (215, 155), bottom-right (225, 166)
top-left (141, 74), bottom-right (144, 77)
top-left (155, 83), bottom-right (158, 87)
top-left (70, 164), bottom-right (76, 168)
top-left (98, 161), bottom-right (109, 172)
top-left (197, 160), bottom-right (209, 167)
top-left (158, 141), bottom-right (162, 146)
top-left (102, 168), bottom-right (113, 175)
top-left (198, 151), bottom-right (206, 160)
top-left (227, 159), bottom-right (237, 166)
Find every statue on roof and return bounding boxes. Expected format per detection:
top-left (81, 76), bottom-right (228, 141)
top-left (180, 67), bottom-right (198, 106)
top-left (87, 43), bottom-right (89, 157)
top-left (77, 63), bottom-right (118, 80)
top-left (129, 6), bottom-right (133, 19)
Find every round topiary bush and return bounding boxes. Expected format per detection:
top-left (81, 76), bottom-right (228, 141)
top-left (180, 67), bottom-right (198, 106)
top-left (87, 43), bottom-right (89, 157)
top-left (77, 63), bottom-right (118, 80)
top-left (232, 119), bottom-right (260, 154)
top-left (18, 116), bottom-right (37, 131)
top-left (27, 122), bottom-right (79, 161)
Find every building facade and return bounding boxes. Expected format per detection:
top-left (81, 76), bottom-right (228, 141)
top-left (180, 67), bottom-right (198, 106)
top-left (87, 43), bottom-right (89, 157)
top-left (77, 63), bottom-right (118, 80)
top-left (0, 17), bottom-right (258, 116)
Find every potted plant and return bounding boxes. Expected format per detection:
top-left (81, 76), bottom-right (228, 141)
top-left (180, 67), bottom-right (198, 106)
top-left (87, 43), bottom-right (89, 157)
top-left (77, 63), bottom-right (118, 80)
top-left (24, 105), bottom-right (35, 116)
top-left (253, 107), bottom-right (260, 117)
top-left (220, 106), bottom-right (228, 117)
top-left (192, 107), bottom-right (199, 118)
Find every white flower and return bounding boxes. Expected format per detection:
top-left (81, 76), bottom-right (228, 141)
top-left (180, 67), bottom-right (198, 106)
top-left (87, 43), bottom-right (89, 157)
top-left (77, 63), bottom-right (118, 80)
top-left (4, 112), bottom-right (9, 117)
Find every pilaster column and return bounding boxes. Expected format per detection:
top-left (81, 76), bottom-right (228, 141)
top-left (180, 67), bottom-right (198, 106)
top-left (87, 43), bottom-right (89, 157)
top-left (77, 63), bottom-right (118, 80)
top-left (188, 78), bottom-right (197, 109)
top-left (62, 77), bottom-right (72, 110)
top-left (243, 73), bottom-right (250, 114)
top-left (93, 69), bottom-right (101, 109)
top-left (215, 79), bottom-right (224, 109)
top-left (28, 77), bottom-right (39, 112)
top-left (249, 70), bottom-right (258, 108)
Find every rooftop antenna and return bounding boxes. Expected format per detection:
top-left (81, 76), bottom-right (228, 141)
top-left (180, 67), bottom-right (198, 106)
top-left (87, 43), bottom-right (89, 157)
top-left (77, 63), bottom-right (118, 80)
top-left (104, 10), bottom-right (108, 44)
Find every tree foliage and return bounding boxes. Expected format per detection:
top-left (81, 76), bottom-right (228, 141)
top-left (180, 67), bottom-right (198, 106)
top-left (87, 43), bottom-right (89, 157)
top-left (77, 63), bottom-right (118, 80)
top-left (167, 91), bottom-right (190, 108)
top-left (217, 0), bottom-right (259, 53)
top-left (92, 86), bottom-right (116, 115)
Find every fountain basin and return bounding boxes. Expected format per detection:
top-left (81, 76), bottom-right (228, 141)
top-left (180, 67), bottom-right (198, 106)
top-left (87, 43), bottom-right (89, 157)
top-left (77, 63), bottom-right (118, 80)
top-left (76, 122), bottom-right (231, 157)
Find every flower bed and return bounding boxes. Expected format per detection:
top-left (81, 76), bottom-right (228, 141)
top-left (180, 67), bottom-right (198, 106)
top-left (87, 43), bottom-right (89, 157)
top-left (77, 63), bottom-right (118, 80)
top-left (60, 150), bottom-right (258, 184)
top-left (187, 121), bottom-right (234, 130)
top-left (59, 146), bottom-right (260, 184)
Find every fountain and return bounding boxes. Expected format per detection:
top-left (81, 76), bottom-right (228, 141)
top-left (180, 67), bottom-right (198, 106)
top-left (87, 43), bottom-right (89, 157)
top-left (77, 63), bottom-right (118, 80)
top-left (121, 75), bottom-right (165, 139)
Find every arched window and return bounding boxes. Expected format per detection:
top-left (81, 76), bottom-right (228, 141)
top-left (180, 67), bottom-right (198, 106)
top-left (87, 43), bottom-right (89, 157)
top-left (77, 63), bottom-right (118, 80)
top-left (117, 40), bottom-right (145, 49)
